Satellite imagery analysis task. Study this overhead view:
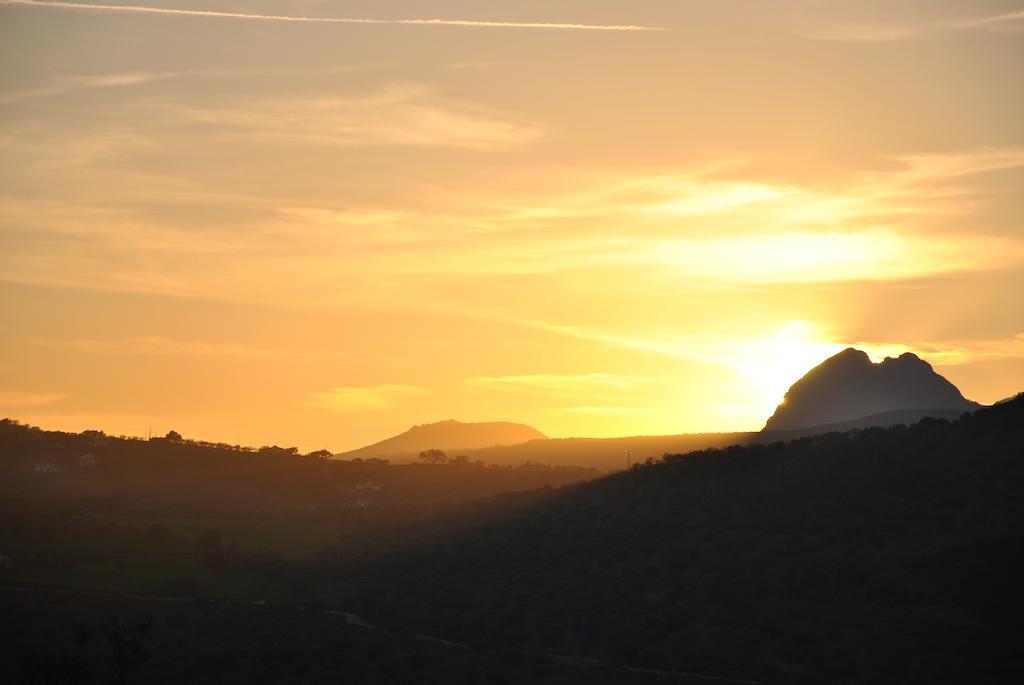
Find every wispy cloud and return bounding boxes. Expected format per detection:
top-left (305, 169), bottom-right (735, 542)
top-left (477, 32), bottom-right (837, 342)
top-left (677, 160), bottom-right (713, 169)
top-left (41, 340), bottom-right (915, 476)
top-left (0, 65), bottom-right (368, 105)
top-left (164, 85), bottom-right (541, 150)
top-left (941, 10), bottom-right (1024, 31)
top-left (551, 406), bottom-right (658, 416)
top-left (498, 318), bottom-right (1024, 409)
top-left (35, 337), bottom-right (296, 359)
top-left (506, 319), bottom-right (1024, 370)
top-left (0, 71), bottom-right (172, 104)
top-left (338, 148), bottom-right (1024, 281)
top-left (468, 374), bottom-right (661, 425)
top-left (306, 385), bottom-right (426, 413)
top-left (847, 333), bottom-right (1024, 367)
top-left (0, 389), bottom-right (69, 407)
top-left (639, 229), bottom-right (1024, 284)
top-left (2, 147), bottom-right (1021, 313)
top-left (0, 1), bottom-right (662, 31)
top-left (466, 373), bottom-right (650, 397)
top-left (798, 8), bottom-right (1024, 43)
top-left (255, 147), bottom-right (1024, 280)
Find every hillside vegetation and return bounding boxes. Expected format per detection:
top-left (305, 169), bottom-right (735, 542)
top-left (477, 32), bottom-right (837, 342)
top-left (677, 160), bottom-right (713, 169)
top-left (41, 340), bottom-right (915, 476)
top-left (0, 421), bottom-right (595, 602)
top-left (0, 422), bottom-right (594, 515)
top-left (3, 398), bottom-right (1017, 683)
top-left (319, 397), bottom-right (1022, 684)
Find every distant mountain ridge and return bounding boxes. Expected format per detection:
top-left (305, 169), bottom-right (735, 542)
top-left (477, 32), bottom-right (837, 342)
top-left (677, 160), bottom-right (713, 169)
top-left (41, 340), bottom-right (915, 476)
top-left (456, 431), bottom-right (754, 471)
top-left (337, 348), bottom-right (985, 467)
top-left (433, 408), bottom-right (977, 471)
top-left (336, 419), bottom-right (546, 461)
top-left (764, 347), bottom-right (980, 432)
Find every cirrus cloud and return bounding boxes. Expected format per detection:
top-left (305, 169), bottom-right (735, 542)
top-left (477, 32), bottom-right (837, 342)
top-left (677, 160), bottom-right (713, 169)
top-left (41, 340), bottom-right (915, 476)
top-left (795, 7), bottom-right (1024, 43)
top-left (466, 373), bottom-right (650, 397)
top-left (163, 85), bottom-right (541, 150)
top-left (33, 336), bottom-right (296, 359)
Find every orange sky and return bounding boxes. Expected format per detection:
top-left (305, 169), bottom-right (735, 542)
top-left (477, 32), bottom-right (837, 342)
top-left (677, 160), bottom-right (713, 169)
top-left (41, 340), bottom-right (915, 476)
top-left (1, 1), bottom-right (1022, 451)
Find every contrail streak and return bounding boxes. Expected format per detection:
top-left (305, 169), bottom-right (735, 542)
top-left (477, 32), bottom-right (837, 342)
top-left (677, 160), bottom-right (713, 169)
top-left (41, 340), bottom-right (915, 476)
top-left (0, 0), bottom-right (663, 31)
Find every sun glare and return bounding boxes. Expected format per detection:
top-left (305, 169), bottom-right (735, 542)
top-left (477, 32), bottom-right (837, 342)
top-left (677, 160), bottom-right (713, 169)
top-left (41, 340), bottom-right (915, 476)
top-left (728, 323), bottom-right (845, 419)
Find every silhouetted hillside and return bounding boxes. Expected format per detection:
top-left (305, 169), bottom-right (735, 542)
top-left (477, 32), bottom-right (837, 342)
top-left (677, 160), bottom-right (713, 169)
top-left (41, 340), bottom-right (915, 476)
top-left (995, 391), bottom-right (1024, 405)
top-left (763, 347), bottom-right (980, 431)
top-left (763, 407), bottom-right (969, 438)
top-left (0, 420), bottom-right (591, 516)
top-left (324, 397), bottom-right (1023, 684)
top-left (336, 419), bottom-right (546, 461)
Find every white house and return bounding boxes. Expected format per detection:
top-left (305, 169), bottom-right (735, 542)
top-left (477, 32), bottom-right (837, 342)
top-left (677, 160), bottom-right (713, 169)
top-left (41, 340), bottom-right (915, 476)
top-left (352, 481), bottom-right (382, 492)
top-left (34, 462), bottom-right (61, 473)
top-left (79, 453), bottom-right (98, 467)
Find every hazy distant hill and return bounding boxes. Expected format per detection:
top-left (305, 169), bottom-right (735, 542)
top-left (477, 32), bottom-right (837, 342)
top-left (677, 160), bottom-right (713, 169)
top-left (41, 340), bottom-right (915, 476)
top-left (447, 411), bottom-right (971, 470)
top-left (763, 347), bottom-right (980, 431)
top-left (763, 407), bottom-right (971, 439)
top-left (396, 412), bottom-right (974, 472)
top-left (458, 432), bottom-right (754, 471)
top-left (336, 419), bottom-right (546, 461)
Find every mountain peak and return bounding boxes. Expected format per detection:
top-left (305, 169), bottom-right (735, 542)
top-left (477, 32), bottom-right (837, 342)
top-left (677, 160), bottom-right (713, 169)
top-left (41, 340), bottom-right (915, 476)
top-left (883, 351), bottom-right (930, 368)
top-left (825, 347), bottom-right (872, 367)
top-left (763, 347), bottom-right (979, 432)
top-left (410, 419), bottom-right (459, 430)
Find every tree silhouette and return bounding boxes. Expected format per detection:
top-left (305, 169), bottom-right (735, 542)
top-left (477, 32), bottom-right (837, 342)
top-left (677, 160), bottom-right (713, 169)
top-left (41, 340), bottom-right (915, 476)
top-left (418, 449), bottom-right (447, 464)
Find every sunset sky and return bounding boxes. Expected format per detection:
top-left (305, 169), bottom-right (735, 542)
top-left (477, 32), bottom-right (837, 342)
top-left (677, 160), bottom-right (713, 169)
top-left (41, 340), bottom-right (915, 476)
top-left (1, 0), bottom-right (1022, 451)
